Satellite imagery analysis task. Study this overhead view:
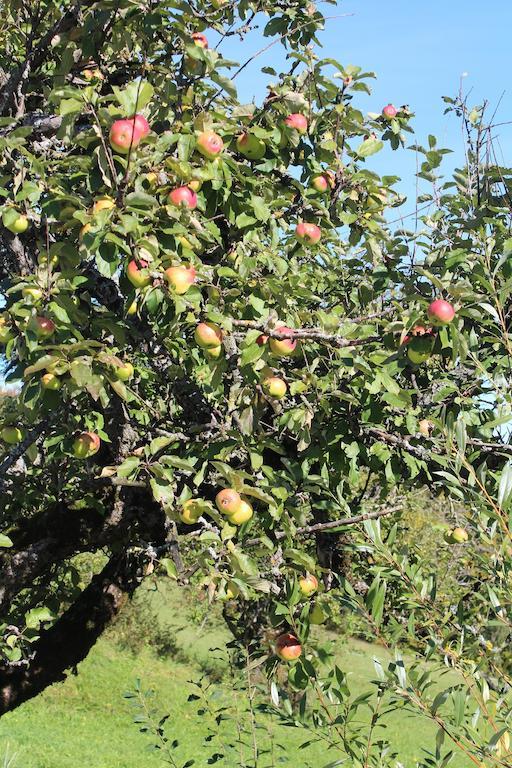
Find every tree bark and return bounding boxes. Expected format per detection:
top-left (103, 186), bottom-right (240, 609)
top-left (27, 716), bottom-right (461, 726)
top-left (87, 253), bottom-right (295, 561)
top-left (0, 551), bottom-right (141, 715)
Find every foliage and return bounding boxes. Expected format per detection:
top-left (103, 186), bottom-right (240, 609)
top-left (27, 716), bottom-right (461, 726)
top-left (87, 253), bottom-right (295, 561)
top-left (1, 1), bottom-right (512, 766)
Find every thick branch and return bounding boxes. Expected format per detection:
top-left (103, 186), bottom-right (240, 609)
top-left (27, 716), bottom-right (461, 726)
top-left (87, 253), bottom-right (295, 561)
top-left (231, 319), bottom-right (379, 349)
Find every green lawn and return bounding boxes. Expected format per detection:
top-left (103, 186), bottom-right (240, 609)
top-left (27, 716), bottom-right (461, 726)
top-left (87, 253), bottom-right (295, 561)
top-left (0, 583), bottom-right (465, 768)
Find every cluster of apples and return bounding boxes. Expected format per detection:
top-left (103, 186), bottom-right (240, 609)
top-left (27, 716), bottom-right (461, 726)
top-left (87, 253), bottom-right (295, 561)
top-left (180, 488), bottom-right (253, 527)
top-left (404, 299), bottom-right (456, 364)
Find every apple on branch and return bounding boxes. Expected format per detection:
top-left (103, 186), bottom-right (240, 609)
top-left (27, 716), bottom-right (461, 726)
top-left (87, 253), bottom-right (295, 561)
top-left (382, 104), bottom-right (398, 119)
top-left (1, 426), bottom-right (24, 445)
top-left (262, 376), bottom-right (287, 399)
top-left (195, 322), bottom-right (223, 349)
top-left (41, 373), bottom-right (61, 391)
top-left (196, 131), bottom-right (224, 160)
top-left (428, 299), bottom-right (455, 325)
top-left (165, 265), bottom-right (196, 295)
top-left (269, 327), bottom-right (296, 358)
top-left (227, 498), bottom-right (253, 526)
top-left (275, 633), bottom-right (302, 661)
top-left (109, 114), bottom-right (149, 154)
top-left (4, 212), bottom-right (29, 234)
top-left (28, 316), bottom-right (55, 339)
top-left (127, 259), bottom-right (151, 289)
top-left (311, 171), bottom-right (335, 193)
top-left (215, 488), bottom-right (242, 515)
top-left (284, 113), bottom-right (308, 134)
top-left (168, 186), bottom-right (198, 210)
top-left (236, 132), bottom-right (266, 160)
top-left (299, 573), bottom-right (318, 597)
top-left (296, 221), bottom-right (321, 245)
top-left (72, 431), bottom-right (101, 459)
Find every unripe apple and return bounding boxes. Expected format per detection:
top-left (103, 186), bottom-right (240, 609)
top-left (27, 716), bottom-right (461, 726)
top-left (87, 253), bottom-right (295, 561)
top-left (195, 322), bottom-right (223, 348)
top-left (72, 431), bottom-right (101, 459)
top-left (168, 186), bottom-right (197, 210)
top-left (114, 361), bottom-right (134, 381)
top-left (299, 573), bottom-right (318, 597)
top-left (196, 131), bottom-right (224, 160)
top-left (109, 118), bottom-right (142, 154)
top-left (275, 633), bottom-right (302, 661)
top-left (165, 265), bottom-right (196, 294)
top-left (269, 327), bottom-right (296, 358)
top-left (5, 214), bottom-right (29, 234)
top-left (262, 376), bottom-right (287, 399)
top-left (407, 335), bottom-right (433, 364)
top-left (1, 426), bottom-right (24, 444)
top-left (228, 498), bottom-right (253, 526)
top-left (22, 286), bottom-right (43, 303)
top-left (131, 113), bottom-right (150, 138)
top-left (296, 221), bottom-right (321, 245)
top-left (309, 603), bottom-right (326, 625)
top-left (427, 299), bottom-right (455, 325)
top-left (180, 499), bottom-right (204, 524)
top-left (192, 32), bottom-right (208, 48)
top-left (92, 196), bottom-right (115, 214)
top-left (311, 171), bottom-right (335, 193)
top-left (127, 300), bottom-right (138, 316)
top-left (41, 373), bottom-right (61, 391)
top-left (236, 132), bottom-right (266, 160)
top-left (215, 488), bottom-right (242, 515)
top-left (451, 527), bottom-right (469, 543)
top-left (225, 581), bottom-right (240, 600)
top-left (29, 316), bottom-right (55, 339)
top-left (382, 104), bottom-right (398, 119)
top-left (284, 113), bottom-right (308, 134)
top-left (204, 344), bottom-right (223, 360)
top-left (127, 259), bottom-right (151, 288)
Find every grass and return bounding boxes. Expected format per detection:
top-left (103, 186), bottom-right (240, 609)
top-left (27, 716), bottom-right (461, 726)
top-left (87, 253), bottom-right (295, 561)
top-left (0, 582), bottom-right (466, 768)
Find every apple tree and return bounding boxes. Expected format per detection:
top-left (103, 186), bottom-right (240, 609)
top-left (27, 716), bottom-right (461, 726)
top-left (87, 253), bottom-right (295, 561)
top-left (1, 2), bottom-right (512, 761)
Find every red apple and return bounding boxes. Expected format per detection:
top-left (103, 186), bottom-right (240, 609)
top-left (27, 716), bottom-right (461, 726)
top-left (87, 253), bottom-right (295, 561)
top-left (427, 299), bottom-right (455, 325)
top-left (109, 118), bottom-right (142, 154)
top-left (192, 32), bottom-right (208, 48)
top-left (299, 574), bottom-right (318, 597)
top-left (215, 488), bottom-right (242, 515)
top-left (269, 327), bottom-right (296, 357)
top-left (168, 186), bottom-right (197, 210)
top-left (236, 132), bottom-right (266, 160)
top-left (165, 265), bottom-right (196, 295)
top-left (382, 104), bottom-right (398, 120)
top-left (256, 334), bottom-right (268, 346)
top-left (195, 322), bottom-right (223, 348)
top-left (196, 131), bottom-right (224, 160)
top-left (127, 259), bottom-right (151, 288)
top-left (296, 221), bottom-right (321, 245)
top-left (284, 113), bottom-right (308, 134)
top-left (72, 431), bottom-right (101, 459)
top-left (29, 316), bottom-right (55, 339)
top-left (275, 633), bottom-right (302, 661)
top-left (131, 113), bottom-right (150, 138)
top-left (262, 376), bottom-right (287, 399)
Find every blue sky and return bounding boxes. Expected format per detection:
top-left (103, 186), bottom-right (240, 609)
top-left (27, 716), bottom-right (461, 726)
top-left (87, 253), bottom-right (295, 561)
top-left (219, 0), bottom-right (512, 204)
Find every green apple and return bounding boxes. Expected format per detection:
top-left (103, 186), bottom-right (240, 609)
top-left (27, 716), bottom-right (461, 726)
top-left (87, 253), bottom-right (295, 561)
top-left (1, 426), bottom-right (24, 444)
